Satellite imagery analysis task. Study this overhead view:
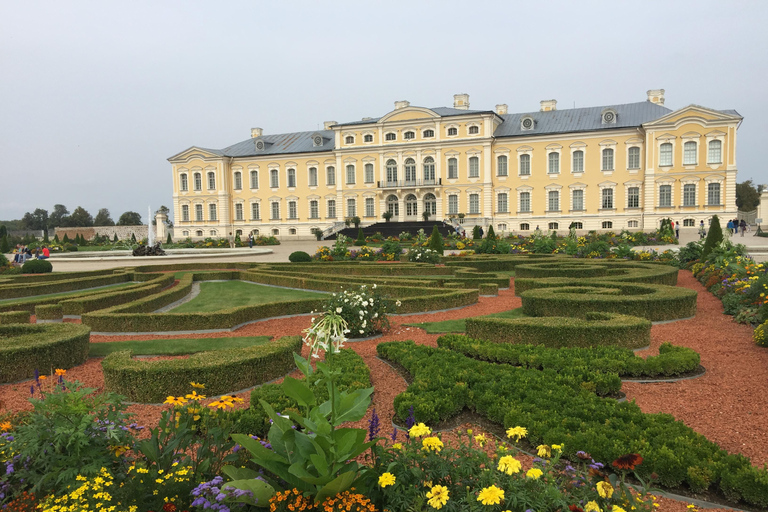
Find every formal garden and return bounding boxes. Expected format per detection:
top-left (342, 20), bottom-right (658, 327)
top-left (0, 217), bottom-right (767, 512)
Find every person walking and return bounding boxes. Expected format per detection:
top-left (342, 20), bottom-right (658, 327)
top-left (675, 221), bottom-right (680, 239)
top-left (228, 232), bottom-right (236, 248)
top-left (248, 233), bottom-right (254, 249)
top-left (699, 220), bottom-right (707, 239)
top-left (740, 219), bottom-right (747, 237)
top-left (727, 219), bottom-right (734, 234)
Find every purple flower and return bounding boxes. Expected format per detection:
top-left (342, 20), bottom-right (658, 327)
top-left (368, 408), bottom-right (380, 441)
top-left (391, 427), bottom-right (398, 441)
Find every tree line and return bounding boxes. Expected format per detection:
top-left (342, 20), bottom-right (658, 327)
top-left (15, 205), bottom-right (148, 238)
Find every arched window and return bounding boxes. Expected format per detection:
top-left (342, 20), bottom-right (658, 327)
top-left (602, 221), bottom-right (613, 229)
top-left (468, 156), bottom-right (479, 178)
top-left (327, 199), bottom-right (336, 218)
top-left (345, 135), bottom-right (354, 144)
top-left (497, 155), bottom-right (508, 176)
top-left (469, 193), bottom-right (480, 214)
top-left (602, 148), bottom-right (614, 171)
top-left (627, 187), bottom-right (640, 208)
top-left (181, 204), bottom-right (189, 221)
top-left (272, 229), bottom-right (279, 236)
top-left (497, 193), bottom-right (508, 213)
top-left (270, 169), bottom-right (279, 188)
top-left (424, 193), bottom-right (436, 216)
top-left (447, 127), bottom-right (458, 136)
top-left (683, 184), bottom-right (696, 206)
top-left (628, 147), bottom-right (640, 169)
top-left (386, 194), bottom-right (399, 217)
top-left (196, 230), bottom-right (203, 237)
top-left (627, 220), bottom-right (638, 228)
top-left (287, 168), bottom-right (296, 188)
top-left (572, 189), bottom-right (584, 211)
top-left (364, 134), bottom-right (373, 143)
top-left (210, 230), bottom-right (217, 237)
top-left (234, 171), bottom-right (242, 190)
top-left (207, 172), bottom-right (216, 189)
top-left (386, 159), bottom-right (398, 184)
top-left (602, 188), bottom-right (614, 209)
top-left (572, 151), bottom-right (584, 173)
top-left (271, 202), bottom-right (280, 220)
top-left (659, 184), bottom-right (672, 207)
top-left (326, 166), bottom-right (336, 186)
top-left (288, 201), bottom-right (297, 219)
top-left (252, 229), bottom-right (260, 237)
top-left (519, 192), bottom-right (531, 212)
top-left (182, 230), bottom-right (189, 237)
top-left (548, 222), bottom-right (558, 230)
top-left (404, 158), bottom-right (416, 183)
top-left (423, 129), bottom-right (434, 138)
top-left (385, 133), bottom-right (396, 141)
top-left (708, 140), bottom-right (722, 164)
top-left (405, 194), bottom-right (418, 216)
top-left (548, 152), bottom-right (560, 174)
top-left (289, 228), bottom-right (296, 235)
top-left (572, 222), bottom-right (583, 229)
top-left (708, 183), bottom-right (721, 205)
top-left (448, 194), bottom-right (458, 214)
top-left (548, 190), bottom-right (559, 211)
top-left (346, 164), bottom-right (355, 184)
top-left (519, 154), bottom-right (531, 176)
top-left (520, 223), bottom-right (530, 231)
top-left (365, 197), bottom-right (374, 217)
top-left (195, 204), bottom-right (203, 221)
top-left (235, 203), bottom-right (243, 220)
top-left (308, 167), bottom-right (317, 187)
top-left (346, 198), bottom-right (356, 217)
top-left (180, 174), bottom-right (188, 191)
top-left (250, 170), bottom-right (259, 189)
top-left (193, 172), bottom-right (202, 191)
top-left (364, 163), bottom-right (374, 183)
top-left (447, 158), bottom-right (458, 179)
top-left (251, 202), bottom-right (260, 220)
top-left (209, 203), bottom-right (217, 221)
top-left (404, 131), bottom-right (415, 140)
top-left (684, 141), bottom-right (697, 165)
top-left (659, 143), bottom-right (673, 166)
top-left (309, 200), bottom-right (319, 219)
top-left (423, 157), bottom-right (435, 183)
top-left (468, 125), bottom-right (479, 134)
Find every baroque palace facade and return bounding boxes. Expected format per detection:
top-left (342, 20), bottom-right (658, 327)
top-left (168, 90), bottom-right (741, 240)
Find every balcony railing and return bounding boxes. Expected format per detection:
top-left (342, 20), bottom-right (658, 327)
top-left (378, 178), bottom-right (441, 189)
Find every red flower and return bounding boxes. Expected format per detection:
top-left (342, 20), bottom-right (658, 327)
top-left (163, 504), bottom-right (177, 512)
top-left (612, 453), bottom-right (643, 470)
top-left (569, 505), bottom-right (584, 512)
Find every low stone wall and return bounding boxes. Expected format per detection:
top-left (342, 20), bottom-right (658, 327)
top-left (54, 226), bottom-right (148, 241)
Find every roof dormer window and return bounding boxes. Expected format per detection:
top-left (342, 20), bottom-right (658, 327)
top-left (254, 138), bottom-right (273, 151)
top-left (602, 108), bottom-right (617, 124)
top-left (345, 135), bottom-right (355, 144)
top-left (521, 116), bottom-right (535, 131)
top-left (311, 133), bottom-right (326, 147)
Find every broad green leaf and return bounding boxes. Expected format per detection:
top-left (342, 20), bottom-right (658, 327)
top-left (294, 352), bottom-right (313, 377)
top-left (333, 387), bottom-right (374, 425)
top-left (223, 478), bottom-right (275, 508)
top-left (315, 471), bottom-right (358, 503)
top-left (282, 376), bottom-right (316, 408)
top-left (221, 465), bottom-right (260, 481)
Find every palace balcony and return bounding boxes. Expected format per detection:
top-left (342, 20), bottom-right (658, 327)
top-left (377, 178), bottom-right (441, 189)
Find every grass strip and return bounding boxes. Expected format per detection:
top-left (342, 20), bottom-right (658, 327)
top-left (88, 336), bottom-right (270, 357)
top-left (406, 308), bottom-right (525, 334)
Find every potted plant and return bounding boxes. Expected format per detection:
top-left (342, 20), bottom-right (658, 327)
top-left (382, 211), bottom-right (393, 223)
top-left (351, 216), bottom-right (361, 228)
top-left (422, 211), bottom-right (431, 222)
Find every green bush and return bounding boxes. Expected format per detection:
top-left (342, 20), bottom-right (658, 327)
top-left (472, 225), bottom-right (482, 239)
top-left (428, 225), bottom-right (444, 255)
top-left (0, 272), bottom-right (131, 300)
top-left (0, 311), bottom-right (31, 324)
top-left (66, 244), bottom-right (78, 252)
top-left (478, 283), bottom-right (498, 296)
top-left (701, 215), bottom-right (723, 260)
top-left (21, 259), bottom-right (53, 274)
top-left (755, 320), bottom-right (768, 347)
top-left (35, 304), bottom-right (63, 320)
top-left (101, 336), bottom-right (302, 402)
top-left (0, 236), bottom-right (9, 254)
top-left (0, 323), bottom-right (90, 382)
top-left (289, 251), bottom-right (312, 263)
top-left (356, 228), bottom-right (366, 246)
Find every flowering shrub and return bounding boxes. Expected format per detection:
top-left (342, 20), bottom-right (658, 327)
top-left (268, 488), bottom-right (377, 512)
top-left (407, 246), bottom-right (441, 264)
top-left (321, 284), bottom-right (392, 338)
top-left (755, 320), bottom-right (768, 347)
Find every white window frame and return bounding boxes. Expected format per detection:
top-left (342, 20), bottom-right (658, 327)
top-left (446, 126), bottom-right (458, 137)
top-left (251, 202), bottom-right (261, 221)
top-left (447, 157), bottom-right (458, 179)
top-left (193, 172), bottom-right (202, 191)
top-left (346, 198), bottom-right (356, 218)
top-left (627, 186), bottom-right (640, 208)
top-left (309, 199), bottom-right (319, 219)
top-left (403, 131), bottom-right (415, 140)
top-left (448, 194), bottom-right (459, 215)
top-left (270, 201), bottom-right (280, 220)
top-left (497, 192), bottom-right (508, 213)
top-left (385, 132), bottom-right (397, 141)
top-left (308, 167), bottom-right (318, 187)
top-left (365, 197), bottom-right (375, 217)
top-left (468, 156), bottom-right (480, 178)
top-left (548, 152), bottom-right (560, 174)
top-left (287, 168), bottom-right (296, 188)
top-left (707, 182), bottom-right (722, 206)
top-left (180, 173), bottom-right (189, 191)
top-left (209, 203), bottom-right (217, 221)
top-left (659, 184), bottom-right (673, 207)
top-left (518, 152), bottom-right (532, 176)
top-left (469, 193), bottom-right (480, 214)
top-left (601, 148), bottom-right (614, 171)
top-left (234, 171), bottom-right (242, 190)
top-left (683, 183), bottom-right (697, 206)
top-left (288, 200), bottom-right (298, 220)
top-left (627, 147), bottom-right (641, 169)
top-left (659, 142), bottom-right (674, 167)
top-left (497, 155), bottom-right (508, 176)
top-left (707, 139), bottom-right (723, 164)
top-left (346, 164), bottom-right (356, 185)
top-left (422, 129), bottom-right (434, 138)
top-left (572, 150), bottom-right (584, 173)
top-left (601, 188), bottom-right (614, 209)
top-left (327, 199), bottom-right (336, 218)
top-left (235, 203), bottom-right (244, 221)
top-left (518, 191), bottom-right (531, 213)
top-left (181, 204), bottom-right (189, 221)
top-left (326, 166), bottom-right (336, 186)
top-left (364, 163), bottom-right (374, 183)
top-left (683, 141), bottom-right (697, 165)
top-left (207, 171), bottom-right (216, 190)
top-left (250, 169), bottom-right (259, 189)
top-left (571, 189), bottom-right (584, 211)
top-left (270, 169), bottom-right (279, 188)
top-left (195, 204), bottom-right (203, 221)
top-left (548, 190), bottom-right (560, 211)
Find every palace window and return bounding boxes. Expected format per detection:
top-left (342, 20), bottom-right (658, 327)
top-left (708, 183), bottom-right (721, 205)
top-left (572, 222), bottom-right (583, 229)
top-left (548, 222), bottom-right (559, 230)
top-left (194, 172), bottom-right (202, 191)
top-left (386, 195), bottom-right (399, 216)
top-left (327, 199), bottom-right (336, 218)
top-left (364, 163), bottom-right (374, 183)
top-left (289, 228), bottom-right (296, 235)
top-left (346, 165), bottom-right (355, 185)
top-left (469, 156), bottom-right (479, 178)
top-left (251, 202), bottom-right (260, 220)
top-left (602, 188), bottom-right (614, 209)
top-left (234, 171), bottom-right (242, 190)
top-left (180, 174), bottom-right (188, 191)
top-left (520, 223), bottom-right (530, 231)
top-left (628, 147), bottom-right (640, 169)
top-left (683, 184), bottom-right (696, 206)
top-left (602, 221), bottom-right (613, 229)
top-left (659, 185), bottom-right (672, 207)
top-left (497, 192), bottom-right (508, 213)
top-left (209, 203), bottom-right (217, 221)
top-left (270, 169), bottom-right (279, 188)
top-left (498, 223), bottom-right (507, 231)
top-left (708, 140), bottom-right (722, 164)
top-left (195, 204), bottom-right (203, 221)
top-left (572, 189), bottom-right (584, 211)
top-left (196, 230), bottom-right (203, 237)
top-left (448, 194), bottom-right (458, 215)
top-left (365, 197), bottom-right (375, 217)
top-left (288, 201), bottom-right (297, 220)
top-left (469, 193), bottom-right (480, 214)
top-left (424, 193), bottom-right (436, 216)
top-left (659, 143), bottom-right (673, 166)
top-left (684, 219), bottom-right (696, 227)
top-left (364, 134), bottom-right (373, 143)
top-left (250, 170), bottom-right (259, 189)
top-left (270, 202), bottom-right (280, 220)
top-left (447, 158), bottom-right (458, 179)
top-left (235, 203), bottom-right (243, 221)
top-left (602, 148), bottom-right (614, 171)
top-left (405, 158), bottom-right (416, 183)
top-left (272, 229), bottom-right (279, 236)
top-left (405, 194), bottom-right (417, 216)
top-left (519, 192), bottom-right (531, 212)
top-left (627, 187), bottom-right (640, 208)
top-left (347, 198), bottom-right (356, 217)
top-left (309, 200), bottom-right (319, 219)
top-left (548, 153), bottom-right (560, 174)
top-left (628, 220), bottom-right (639, 228)
top-left (287, 169), bottom-right (296, 188)
top-left (385, 132), bottom-right (396, 141)
top-left (519, 154), bottom-right (531, 176)
top-left (497, 155), bottom-right (508, 176)
top-left (468, 125), bottom-right (479, 134)
top-left (308, 167), bottom-right (317, 187)
top-left (684, 141), bottom-right (697, 165)
top-left (181, 204), bottom-right (189, 221)
top-left (182, 230), bottom-right (189, 237)
top-left (327, 166), bottom-right (336, 186)
top-left (572, 151), bottom-right (584, 173)
top-left (423, 129), bottom-right (434, 138)
top-left (548, 190), bottom-right (559, 211)
top-left (386, 159), bottom-right (398, 183)
top-left (207, 172), bottom-right (216, 190)
top-left (423, 157), bottom-right (435, 182)
top-left (404, 131), bottom-right (415, 140)
top-left (345, 135), bottom-right (354, 144)
top-left (447, 127), bottom-right (458, 136)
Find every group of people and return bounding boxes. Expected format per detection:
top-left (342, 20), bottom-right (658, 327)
top-left (726, 218), bottom-right (749, 237)
top-left (11, 245), bottom-right (50, 265)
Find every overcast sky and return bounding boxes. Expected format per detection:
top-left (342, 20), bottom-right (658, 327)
top-left (2, 0), bottom-right (766, 223)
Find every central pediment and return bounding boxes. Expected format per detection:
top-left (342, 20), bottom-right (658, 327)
top-left (379, 107), bottom-right (441, 124)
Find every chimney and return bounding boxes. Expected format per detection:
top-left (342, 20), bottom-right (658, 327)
top-left (394, 100), bottom-right (410, 110)
top-left (540, 100), bottom-right (557, 112)
top-left (647, 89), bottom-right (665, 105)
top-left (323, 121), bottom-right (337, 130)
top-left (453, 93), bottom-right (469, 110)
top-left (251, 127), bottom-right (263, 138)
top-left (495, 104), bottom-right (508, 115)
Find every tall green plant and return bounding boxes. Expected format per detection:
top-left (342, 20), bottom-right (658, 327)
top-left (701, 215), bottom-right (724, 260)
top-left (428, 225), bottom-right (444, 255)
top-left (0, 236), bottom-right (9, 254)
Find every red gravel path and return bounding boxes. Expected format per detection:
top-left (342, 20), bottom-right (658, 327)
top-left (1, 272), bottom-right (760, 511)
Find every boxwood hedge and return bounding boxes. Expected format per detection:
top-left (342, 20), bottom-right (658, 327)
top-left (101, 335), bottom-right (302, 402)
top-left (0, 323), bottom-right (90, 382)
top-left (35, 304), bottom-right (63, 321)
top-left (0, 271), bottom-right (132, 300)
top-left (0, 311), bottom-right (30, 324)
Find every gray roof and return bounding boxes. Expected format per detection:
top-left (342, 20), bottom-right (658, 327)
top-left (336, 106), bottom-right (492, 126)
top-left (217, 130), bottom-right (336, 158)
top-left (494, 101), bottom-right (672, 138)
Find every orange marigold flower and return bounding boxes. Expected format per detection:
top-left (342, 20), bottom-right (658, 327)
top-left (55, 369), bottom-right (66, 376)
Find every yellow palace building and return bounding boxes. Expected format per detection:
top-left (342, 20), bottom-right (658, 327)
top-left (168, 90), bottom-right (741, 240)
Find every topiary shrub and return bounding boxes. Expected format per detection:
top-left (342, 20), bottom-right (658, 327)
top-left (65, 244), bottom-right (78, 252)
top-left (356, 228), bottom-right (366, 246)
top-left (472, 225), bottom-right (482, 239)
top-left (0, 236), bottom-right (9, 254)
top-left (289, 251), bottom-right (312, 263)
top-left (166, 233), bottom-right (172, 244)
top-left (62, 233), bottom-right (70, 243)
top-left (428, 225), bottom-right (444, 255)
top-left (702, 215), bottom-right (723, 261)
top-left (486, 225), bottom-right (496, 240)
top-left (21, 259), bottom-right (53, 274)
top-left (113, 233), bottom-right (119, 242)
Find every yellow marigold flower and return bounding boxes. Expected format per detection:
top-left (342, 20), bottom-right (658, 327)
top-left (551, 443), bottom-right (563, 451)
top-left (477, 485), bottom-right (505, 506)
top-left (596, 481), bottom-right (614, 499)
top-left (497, 455), bottom-right (522, 475)
top-left (612, 507), bottom-right (627, 512)
top-left (426, 484), bottom-right (449, 510)
top-left (38, 375), bottom-right (47, 380)
top-left (408, 422), bottom-right (432, 438)
top-left (185, 391), bottom-right (206, 401)
top-left (474, 433), bottom-right (486, 446)
top-left (392, 442), bottom-right (403, 450)
top-left (585, 501), bottom-right (601, 512)
top-left (505, 426), bottom-right (527, 441)
top-left (422, 436), bottom-right (444, 453)
top-left (378, 472), bottom-right (396, 488)
top-left (55, 368), bottom-right (66, 376)
top-left (536, 445), bottom-right (551, 457)
top-left (526, 468), bottom-right (543, 480)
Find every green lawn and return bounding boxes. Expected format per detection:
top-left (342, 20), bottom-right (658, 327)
top-left (170, 281), bottom-right (327, 313)
top-left (405, 307), bottom-right (525, 334)
top-left (0, 282), bottom-right (136, 305)
top-left (88, 335), bottom-right (270, 357)
top-left (172, 270), bottom-right (238, 279)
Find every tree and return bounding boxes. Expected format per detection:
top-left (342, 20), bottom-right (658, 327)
top-left (62, 233), bottom-right (70, 244)
top-left (48, 204), bottom-right (70, 228)
top-left (736, 180), bottom-right (763, 212)
top-left (0, 225), bottom-right (6, 238)
top-left (701, 215), bottom-right (724, 261)
top-left (166, 233), bottom-right (172, 244)
top-left (153, 205), bottom-right (173, 228)
top-left (113, 233), bottom-right (119, 242)
top-left (21, 208), bottom-right (49, 238)
top-left (0, 236), bottom-right (10, 254)
top-left (68, 206), bottom-right (94, 227)
top-left (117, 211), bottom-right (143, 226)
top-left (94, 208), bottom-right (115, 226)
top-left (486, 225), bottom-right (497, 241)
top-left (428, 225), bottom-right (444, 255)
